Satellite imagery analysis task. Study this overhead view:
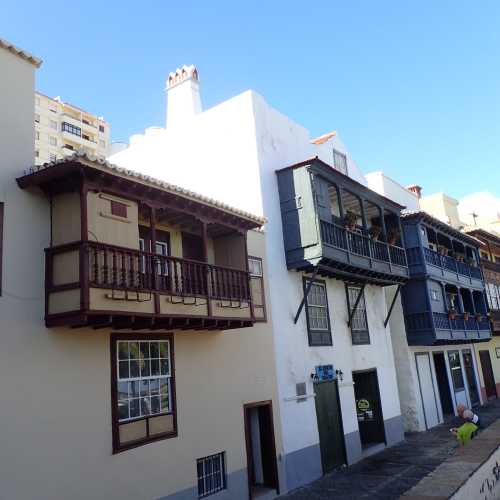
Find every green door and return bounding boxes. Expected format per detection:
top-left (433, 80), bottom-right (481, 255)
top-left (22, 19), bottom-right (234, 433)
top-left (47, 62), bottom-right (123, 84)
top-left (314, 380), bottom-right (347, 472)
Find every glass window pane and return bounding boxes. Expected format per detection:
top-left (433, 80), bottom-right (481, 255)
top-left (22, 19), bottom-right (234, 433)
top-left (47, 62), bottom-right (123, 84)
top-left (119, 361), bottom-right (129, 379)
top-left (151, 396), bottom-right (161, 414)
top-left (118, 400), bottom-right (129, 421)
top-left (130, 399), bottom-right (140, 418)
top-left (117, 381), bottom-right (128, 399)
top-left (150, 342), bottom-right (160, 359)
top-left (150, 378), bottom-right (160, 395)
top-left (129, 342), bottom-right (139, 360)
top-left (118, 342), bottom-right (129, 360)
top-left (159, 341), bottom-right (168, 358)
top-left (129, 381), bottom-right (139, 398)
top-left (160, 359), bottom-right (170, 375)
top-left (140, 380), bottom-right (150, 397)
top-left (140, 342), bottom-right (150, 360)
top-left (151, 359), bottom-right (160, 376)
top-left (141, 397), bottom-right (151, 416)
top-left (141, 359), bottom-right (150, 377)
top-left (130, 360), bottom-right (140, 378)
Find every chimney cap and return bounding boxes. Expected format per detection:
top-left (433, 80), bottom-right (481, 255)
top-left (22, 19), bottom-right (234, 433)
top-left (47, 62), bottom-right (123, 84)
top-left (406, 184), bottom-right (423, 198)
top-left (167, 65), bottom-right (199, 89)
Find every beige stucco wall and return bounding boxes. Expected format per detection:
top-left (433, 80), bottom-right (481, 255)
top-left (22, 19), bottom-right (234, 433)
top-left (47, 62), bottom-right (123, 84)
top-left (87, 191), bottom-right (139, 248)
top-left (52, 191), bottom-right (81, 245)
top-left (1, 221), bottom-right (282, 499)
top-left (475, 336), bottom-right (500, 398)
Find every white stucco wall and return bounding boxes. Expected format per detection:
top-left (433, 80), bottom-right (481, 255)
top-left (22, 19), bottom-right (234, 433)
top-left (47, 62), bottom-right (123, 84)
top-left (110, 84), bottom-right (403, 485)
top-left (365, 171), bottom-right (419, 211)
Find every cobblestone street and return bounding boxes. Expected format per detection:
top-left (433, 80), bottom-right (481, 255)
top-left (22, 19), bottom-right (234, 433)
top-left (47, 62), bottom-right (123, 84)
top-left (280, 399), bottom-right (500, 500)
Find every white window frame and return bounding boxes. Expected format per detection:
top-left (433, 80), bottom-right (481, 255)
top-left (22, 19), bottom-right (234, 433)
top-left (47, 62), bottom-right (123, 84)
top-left (49, 136), bottom-right (57, 146)
top-left (50, 120), bottom-right (58, 131)
top-left (116, 339), bottom-right (172, 423)
top-left (248, 257), bottom-right (263, 277)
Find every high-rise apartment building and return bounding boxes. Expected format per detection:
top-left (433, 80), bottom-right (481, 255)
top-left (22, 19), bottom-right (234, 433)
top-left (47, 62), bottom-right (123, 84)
top-left (34, 91), bottom-right (110, 164)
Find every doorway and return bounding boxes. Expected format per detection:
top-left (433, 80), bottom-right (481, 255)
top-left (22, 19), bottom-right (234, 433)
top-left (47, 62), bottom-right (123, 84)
top-left (314, 379), bottom-right (347, 472)
top-left (244, 401), bottom-right (279, 500)
top-left (479, 350), bottom-right (497, 400)
top-left (462, 349), bottom-right (480, 407)
top-left (433, 352), bottom-right (454, 417)
top-left (353, 370), bottom-right (386, 448)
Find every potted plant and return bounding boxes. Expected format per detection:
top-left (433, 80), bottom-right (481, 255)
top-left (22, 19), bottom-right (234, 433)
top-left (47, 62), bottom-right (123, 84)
top-left (387, 227), bottom-right (400, 246)
top-left (343, 211), bottom-right (358, 231)
top-left (369, 225), bottom-right (382, 241)
top-left (448, 309), bottom-right (457, 320)
top-left (475, 313), bottom-right (482, 321)
top-left (465, 257), bottom-right (475, 266)
top-left (463, 311), bottom-right (470, 321)
top-left (456, 253), bottom-right (465, 262)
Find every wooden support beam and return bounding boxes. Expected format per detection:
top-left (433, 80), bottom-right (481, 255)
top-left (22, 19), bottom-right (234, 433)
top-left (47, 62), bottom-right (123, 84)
top-left (294, 267), bottom-right (319, 324)
top-left (384, 284), bottom-right (402, 328)
top-left (347, 283), bottom-right (366, 328)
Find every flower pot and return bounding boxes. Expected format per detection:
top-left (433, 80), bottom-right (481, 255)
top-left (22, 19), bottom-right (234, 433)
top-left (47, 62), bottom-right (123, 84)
top-left (475, 314), bottom-right (482, 322)
top-left (448, 311), bottom-right (456, 321)
top-left (463, 312), bottom-right (469, 321)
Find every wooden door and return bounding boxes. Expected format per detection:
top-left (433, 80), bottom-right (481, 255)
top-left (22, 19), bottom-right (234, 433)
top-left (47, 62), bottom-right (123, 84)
top-left (353, 370), bottom-right (386, 445)
top-left (314, 380), bottom-right (346, 472)
top-left (479, 350), bottom-right (497, 399)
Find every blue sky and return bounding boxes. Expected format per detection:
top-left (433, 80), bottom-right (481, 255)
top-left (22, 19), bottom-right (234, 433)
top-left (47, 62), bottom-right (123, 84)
top-left (2, 1), bottom-right (499, 198)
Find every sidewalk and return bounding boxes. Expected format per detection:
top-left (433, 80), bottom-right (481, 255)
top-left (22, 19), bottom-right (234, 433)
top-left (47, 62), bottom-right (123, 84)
top-left (280, 399), bottom-right (500, 500)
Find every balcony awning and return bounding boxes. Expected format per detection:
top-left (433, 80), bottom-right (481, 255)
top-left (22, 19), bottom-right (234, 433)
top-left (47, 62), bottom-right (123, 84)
top-left (17, 151), bottom-right (266, 231)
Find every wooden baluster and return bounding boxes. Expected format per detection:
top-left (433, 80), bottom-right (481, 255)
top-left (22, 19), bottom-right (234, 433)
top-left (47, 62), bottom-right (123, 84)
top-left (112, 250), bottom-right (117, 287)
top-left (121, 252), bottom-right (127, 288)
top-left (103, 247), bottom-right (109, 285)
top-left (92, 246), bottom-right (99, 284)
top-left (130, 253), bottom-right (135, 288)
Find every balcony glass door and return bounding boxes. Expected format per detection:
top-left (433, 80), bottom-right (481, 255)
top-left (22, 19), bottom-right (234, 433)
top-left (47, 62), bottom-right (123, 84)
top-left (462, 349), bottom-right (480, 407)
top-left (447, 350), bottom-right (467, 409)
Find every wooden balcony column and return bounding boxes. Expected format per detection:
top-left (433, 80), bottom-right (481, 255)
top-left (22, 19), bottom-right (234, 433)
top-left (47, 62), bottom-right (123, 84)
top-left (456, 286), bottom-right (466, 313)
top-left (199, 218), bottom-right (212, 316)
top-left (359, 197), bottom-right (368, 232)
top-left (337, 185), bottom-right (345, 219)
top-left (80, 177), bottom-right (89, 311)
top-left (149, 204), bottom-right (160, 314)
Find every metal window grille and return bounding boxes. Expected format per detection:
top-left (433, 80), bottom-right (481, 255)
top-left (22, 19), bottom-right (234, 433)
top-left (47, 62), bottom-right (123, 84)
top-left (197, 452), bottom-right (226, 498)
top-left (332, 148), bottom-right (348, 175)
top-left (348, 286), bottom-right (370, 344)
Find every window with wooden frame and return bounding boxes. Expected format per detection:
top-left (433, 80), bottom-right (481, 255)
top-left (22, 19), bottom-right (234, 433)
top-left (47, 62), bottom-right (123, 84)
top-left (197, 452), bottom-right (227, 498)
top-left (304, 278), bottom-right (332, 346)
top-left (346, 285), bottom-right (370, 345)
top-left (248, 256), bottom-right (266, 321)
top-left (111, 333), bottom-right (177, 453)
top-left (110, 200), bottom-right (128, 218)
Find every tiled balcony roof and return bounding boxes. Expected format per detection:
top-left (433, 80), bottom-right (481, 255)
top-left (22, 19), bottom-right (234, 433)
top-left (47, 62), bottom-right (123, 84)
top-left (18, 151), bottom-right (266, 227)
top-left (402, 210), bottom-right (482, 246)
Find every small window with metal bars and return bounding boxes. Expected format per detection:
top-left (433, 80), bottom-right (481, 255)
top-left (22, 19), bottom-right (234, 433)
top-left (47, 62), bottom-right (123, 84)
top-left (197, 452), bottom-right (226, 498)
top-left (347, 286), bottom-right (370, 345)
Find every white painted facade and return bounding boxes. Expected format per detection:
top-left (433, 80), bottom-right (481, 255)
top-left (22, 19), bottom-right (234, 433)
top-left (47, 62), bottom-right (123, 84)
top-left (110, 68), bottom-right (405, 491)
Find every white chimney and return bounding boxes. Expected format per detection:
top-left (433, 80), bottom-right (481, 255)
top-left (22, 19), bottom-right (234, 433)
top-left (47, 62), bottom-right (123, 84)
top-left (166, 65), bottom-right (202, 128)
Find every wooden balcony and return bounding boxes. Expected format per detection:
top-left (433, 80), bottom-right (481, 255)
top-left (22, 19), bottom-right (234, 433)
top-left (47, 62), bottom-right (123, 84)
top-left (46, 241), bottom-right (255, 331)
top-left (276, 157), bottom-right (409, 286)
top-left (318, 219), bottom-right (409, 283)
top-left (405, 311), bottom-right (491, 346)
top-left (406, 246), bottom-right (484, 288)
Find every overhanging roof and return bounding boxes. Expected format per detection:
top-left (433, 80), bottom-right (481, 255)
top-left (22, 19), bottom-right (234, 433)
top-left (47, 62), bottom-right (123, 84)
top-left (17, 151), bottom-right (265, 228)
top-left (402, 210), bottom-right (481, 246)
top-left (0, 38), bottom-right (42, 67)
top-left (277, 156), bottom-right (406, 211)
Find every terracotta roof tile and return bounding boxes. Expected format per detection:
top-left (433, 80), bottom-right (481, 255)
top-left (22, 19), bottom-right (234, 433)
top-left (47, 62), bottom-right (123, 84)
top-left (20, 151), bottom-right (266, 226)
top-left (311, 131), bottom-right (337, 145)
top-left (0, 38), bottom-right (42, 67)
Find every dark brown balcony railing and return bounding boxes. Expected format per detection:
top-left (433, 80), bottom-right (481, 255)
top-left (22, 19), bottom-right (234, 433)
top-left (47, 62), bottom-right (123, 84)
top-left (320, 219), bottom-right (407, 268)
top-left (86, 242), bottom-right (251, 302)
